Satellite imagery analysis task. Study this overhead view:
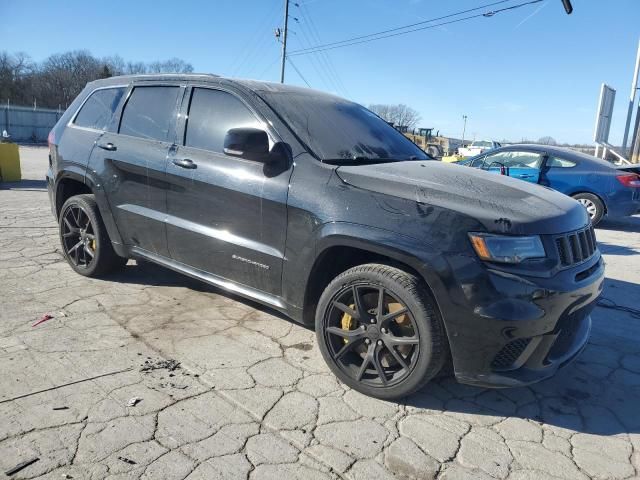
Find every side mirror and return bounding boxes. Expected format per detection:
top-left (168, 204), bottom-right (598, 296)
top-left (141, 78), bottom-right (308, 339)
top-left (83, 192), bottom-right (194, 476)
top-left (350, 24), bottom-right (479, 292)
top-left (223, 128), bottom-right (269, 162)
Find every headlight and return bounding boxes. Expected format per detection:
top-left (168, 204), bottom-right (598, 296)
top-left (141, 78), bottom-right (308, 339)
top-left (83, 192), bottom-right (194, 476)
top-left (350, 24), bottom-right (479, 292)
top-left (468, 233), bottom-right (545, 264)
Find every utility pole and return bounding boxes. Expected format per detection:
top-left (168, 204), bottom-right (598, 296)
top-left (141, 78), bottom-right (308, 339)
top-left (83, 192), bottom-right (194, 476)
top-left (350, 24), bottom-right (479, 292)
top-left (279, 0), bottom-right (290, 83)
top-left (621, 38), bottom-right (640, 156)
top-left (461, 115), bottom-right (468, 147)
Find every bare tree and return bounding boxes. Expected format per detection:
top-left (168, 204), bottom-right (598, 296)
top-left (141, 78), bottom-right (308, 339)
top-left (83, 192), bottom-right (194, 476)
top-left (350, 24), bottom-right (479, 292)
top-left (368, 103), bottom-right (421, 130)
top-left (0, 51), bottom-right (35, 105)
top-left (538, 136), bottom-right (557, 145)
top-left (0, 50), bottom-right (195, 109)
top-left (147, 58), bottom-right (194, 74)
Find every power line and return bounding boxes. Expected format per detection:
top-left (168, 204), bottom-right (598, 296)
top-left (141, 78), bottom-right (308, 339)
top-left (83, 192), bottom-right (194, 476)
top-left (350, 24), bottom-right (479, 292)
top-left (288, 0), bottom-right (543, 57)
top-left (232, 5), bottom-right (281, 76)
top-left (298, 2), bottom-right (350, 97)
top-left (286, 57), bottom-right (312, 87)
top-left (293, 15), bottom-right (342, 94)
top-left (289, 0), bottom-right (512, 55)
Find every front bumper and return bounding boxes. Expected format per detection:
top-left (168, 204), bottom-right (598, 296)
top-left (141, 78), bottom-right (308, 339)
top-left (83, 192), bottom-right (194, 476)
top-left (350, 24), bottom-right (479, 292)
top-left (440, 251), bottom-right (604, 388)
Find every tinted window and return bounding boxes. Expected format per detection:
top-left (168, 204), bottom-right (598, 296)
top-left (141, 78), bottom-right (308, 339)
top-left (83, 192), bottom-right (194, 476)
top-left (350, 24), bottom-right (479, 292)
top-left (119, 86), bottom-right (180, 141)
top-left (185, 88), bottom-right (260, 153)
top-left (259, 91), bottom-right (428, 163)
top-left (74, 87), bottom-right (125, 130)
top-left (548, 156), bottom-right (577, 168)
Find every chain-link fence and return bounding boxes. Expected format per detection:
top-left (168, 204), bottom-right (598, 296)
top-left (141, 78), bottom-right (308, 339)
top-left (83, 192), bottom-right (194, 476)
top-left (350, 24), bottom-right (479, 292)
top-left (0, 105), bottom-right (64, 143)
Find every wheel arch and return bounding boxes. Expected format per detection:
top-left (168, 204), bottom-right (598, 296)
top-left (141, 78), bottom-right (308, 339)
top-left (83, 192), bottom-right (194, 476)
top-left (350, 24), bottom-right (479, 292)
top-left (55, 174), bottom-right (92, 217)
top-left (569, 190), bottom-right (608, 214)
top-left (54, 171), bottom-right (125, 250)
top-left (300, 223), bottom-right (449, 329)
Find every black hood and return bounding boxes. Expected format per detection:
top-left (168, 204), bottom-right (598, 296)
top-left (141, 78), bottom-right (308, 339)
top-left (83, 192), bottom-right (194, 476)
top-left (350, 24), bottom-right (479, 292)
top-left (336, 161), bottom-right (589, 235)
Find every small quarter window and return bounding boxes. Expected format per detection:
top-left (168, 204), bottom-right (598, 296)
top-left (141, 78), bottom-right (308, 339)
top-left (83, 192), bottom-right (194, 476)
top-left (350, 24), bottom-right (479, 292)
top-left (548, 156), bottom-right (577, 168)
top-left (185, 88), bottom-right (260, 153)
top-left (119, 86), bottom-right (180, 141)
top-left (74, 87), bottom-right (125, 130)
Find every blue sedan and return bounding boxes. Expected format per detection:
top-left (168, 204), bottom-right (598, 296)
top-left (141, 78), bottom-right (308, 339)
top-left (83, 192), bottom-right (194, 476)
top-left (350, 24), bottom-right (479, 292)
top-left (457, 144), bottom-right (640, 224)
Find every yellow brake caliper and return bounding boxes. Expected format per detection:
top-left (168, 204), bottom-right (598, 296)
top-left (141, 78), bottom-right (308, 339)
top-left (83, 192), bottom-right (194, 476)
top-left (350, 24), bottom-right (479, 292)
top-left (388, 302), bottom-right (407, 326)
top-left (341, 304), bottom-right (356, 343)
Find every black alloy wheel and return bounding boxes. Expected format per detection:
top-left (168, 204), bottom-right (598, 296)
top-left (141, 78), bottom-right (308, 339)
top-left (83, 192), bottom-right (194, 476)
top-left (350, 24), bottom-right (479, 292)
top-left (316, 264), bottom-right (447, 399)
top-left (59, 194), bottom-right (127, 277)
top-left (324, 284), bottom-right (419, 387)
top-left (61, 204), bottom-right (96, 269)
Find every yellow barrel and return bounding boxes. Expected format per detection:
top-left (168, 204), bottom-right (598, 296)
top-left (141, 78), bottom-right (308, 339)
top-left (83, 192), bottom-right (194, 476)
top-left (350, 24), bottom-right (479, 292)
top-left (0, 143), bottom-right (21, 181)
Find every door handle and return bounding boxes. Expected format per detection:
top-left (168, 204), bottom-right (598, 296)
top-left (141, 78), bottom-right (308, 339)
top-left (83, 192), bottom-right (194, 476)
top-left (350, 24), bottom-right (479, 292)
top-left (518, 174), bottom-right (532, 178)
top-left (172, 158), bottom-right (197, 169)
top-left (97, 142), bottom-right (117, 151)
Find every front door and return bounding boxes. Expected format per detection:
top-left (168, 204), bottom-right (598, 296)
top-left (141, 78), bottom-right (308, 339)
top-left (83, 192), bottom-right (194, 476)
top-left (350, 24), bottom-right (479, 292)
top-left (165, 86), bottom-right (292, 295)
top-left (483, 150), bottom-right (542, 184)
top-left (89, 84), bottom-right (182, 256)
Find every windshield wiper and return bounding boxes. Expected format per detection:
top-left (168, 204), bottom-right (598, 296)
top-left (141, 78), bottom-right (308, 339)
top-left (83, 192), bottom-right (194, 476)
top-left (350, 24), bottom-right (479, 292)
top-left (324, 156), bottom-right (423, 165)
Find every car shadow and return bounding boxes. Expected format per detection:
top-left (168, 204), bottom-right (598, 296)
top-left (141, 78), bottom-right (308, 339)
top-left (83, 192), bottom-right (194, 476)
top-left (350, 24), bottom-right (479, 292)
top-left (598, 215), bottom-right (640, 233)
top-left (595, 241), bottom-right (638, 256)
top-left (104, 260), bottom-right (299, 324)
top-left (406, 276), bottom-right (640, 436)
top-left (102, 254), bottom-right (640, 436)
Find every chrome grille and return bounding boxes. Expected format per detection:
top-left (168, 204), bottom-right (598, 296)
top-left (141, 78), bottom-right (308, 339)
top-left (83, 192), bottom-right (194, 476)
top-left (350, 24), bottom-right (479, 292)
top-left (555, 225), bottom-right (597, 267)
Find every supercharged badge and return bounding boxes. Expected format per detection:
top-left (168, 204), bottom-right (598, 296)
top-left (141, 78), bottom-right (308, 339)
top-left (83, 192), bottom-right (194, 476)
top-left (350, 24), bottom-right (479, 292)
top-left (232, 254), bottom-right (270, 270)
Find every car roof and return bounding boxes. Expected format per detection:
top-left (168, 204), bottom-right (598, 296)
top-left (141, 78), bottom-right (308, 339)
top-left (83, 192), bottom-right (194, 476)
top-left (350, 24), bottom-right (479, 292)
top-left (89, 73), bottom-right (340, 100)
top-left (488, 144), bottom-right (614, 168)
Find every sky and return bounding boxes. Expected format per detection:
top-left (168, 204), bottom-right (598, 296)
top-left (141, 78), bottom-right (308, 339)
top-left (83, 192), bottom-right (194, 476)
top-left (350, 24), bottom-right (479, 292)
top-left (2, 0), bottom-right (639, 145)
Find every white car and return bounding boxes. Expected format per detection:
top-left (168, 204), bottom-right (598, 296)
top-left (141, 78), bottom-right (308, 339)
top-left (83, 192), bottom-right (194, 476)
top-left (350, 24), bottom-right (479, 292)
top-left (458, 140), bottom-right (501, 157)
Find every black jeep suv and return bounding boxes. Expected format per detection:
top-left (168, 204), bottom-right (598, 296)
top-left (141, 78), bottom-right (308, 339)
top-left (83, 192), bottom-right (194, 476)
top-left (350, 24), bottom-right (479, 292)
top-left (47, 74), bottom-right (604, 399)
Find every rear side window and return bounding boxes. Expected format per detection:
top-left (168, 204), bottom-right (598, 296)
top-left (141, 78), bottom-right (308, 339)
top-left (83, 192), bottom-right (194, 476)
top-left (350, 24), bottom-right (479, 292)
top-left (119, 86), bottom-right (180, 141)
top-left (74, 87), bottom-right (125, 130)
top-left (548, 156), bottom-right (577, 168)
top-left (185, 88), bottom-right (260, 153)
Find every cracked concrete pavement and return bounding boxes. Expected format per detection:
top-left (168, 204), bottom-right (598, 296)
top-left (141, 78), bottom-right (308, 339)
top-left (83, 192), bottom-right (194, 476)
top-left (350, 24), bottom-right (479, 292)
top-left (1, 146), bottom-right (640, 479)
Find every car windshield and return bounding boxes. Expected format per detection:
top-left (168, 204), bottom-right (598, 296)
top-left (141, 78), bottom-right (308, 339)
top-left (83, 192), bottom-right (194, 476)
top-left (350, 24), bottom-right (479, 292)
top-left (471, 141), bottom-right (492, 147)
top-left (259, 91), bottom-right (428, 164)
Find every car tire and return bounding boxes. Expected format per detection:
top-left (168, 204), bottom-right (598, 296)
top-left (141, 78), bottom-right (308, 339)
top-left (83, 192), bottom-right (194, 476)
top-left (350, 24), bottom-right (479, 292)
top-left (59, 194), bottom-right (127, 277)
top-left (315, 263), bottom-right (448, 400)
top-left (572, 193), bottom-right (604, 225)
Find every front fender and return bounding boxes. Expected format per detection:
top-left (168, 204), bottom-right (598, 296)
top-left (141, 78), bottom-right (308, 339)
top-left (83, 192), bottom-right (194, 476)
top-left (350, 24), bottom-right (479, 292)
top-left (316, 222), bottom-right (451, 301)
top-left (282, 221), bottom-right (452, 326)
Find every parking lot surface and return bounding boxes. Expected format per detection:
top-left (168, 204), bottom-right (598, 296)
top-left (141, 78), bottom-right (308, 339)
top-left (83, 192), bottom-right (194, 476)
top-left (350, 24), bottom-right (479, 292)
top-left (1, 146), bottom-right (640, 480)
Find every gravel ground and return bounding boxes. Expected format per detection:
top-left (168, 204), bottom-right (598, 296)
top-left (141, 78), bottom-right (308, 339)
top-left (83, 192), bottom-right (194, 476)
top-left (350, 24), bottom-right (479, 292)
top-left (1, 146), bottom-right (639, 480)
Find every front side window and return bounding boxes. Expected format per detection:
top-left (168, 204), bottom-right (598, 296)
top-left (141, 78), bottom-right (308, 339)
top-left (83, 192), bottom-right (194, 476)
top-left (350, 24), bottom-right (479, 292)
top-left (483, 151), bottom-right (542, 169)
top-left (259, 91), bottom-right (428, 163)
top-left (119, 86), bottom-right (180, 141)
top-left (185, 88), bottom-right (260, 153)
top-left (547, 156), bottom-right (577, 168)
top-left (74, 87), bottom-right (125, 130)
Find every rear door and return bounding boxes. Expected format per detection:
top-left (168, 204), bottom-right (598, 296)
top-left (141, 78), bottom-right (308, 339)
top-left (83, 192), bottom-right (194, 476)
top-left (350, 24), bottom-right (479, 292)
top-left (165, 85), bottom-right (292, 295)
top-left (88, 83), bottom-right (183, 256)
top-left (58, 86), bottom-right (127, 177)
top-left (539, 155), bottom-right (579, 194)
